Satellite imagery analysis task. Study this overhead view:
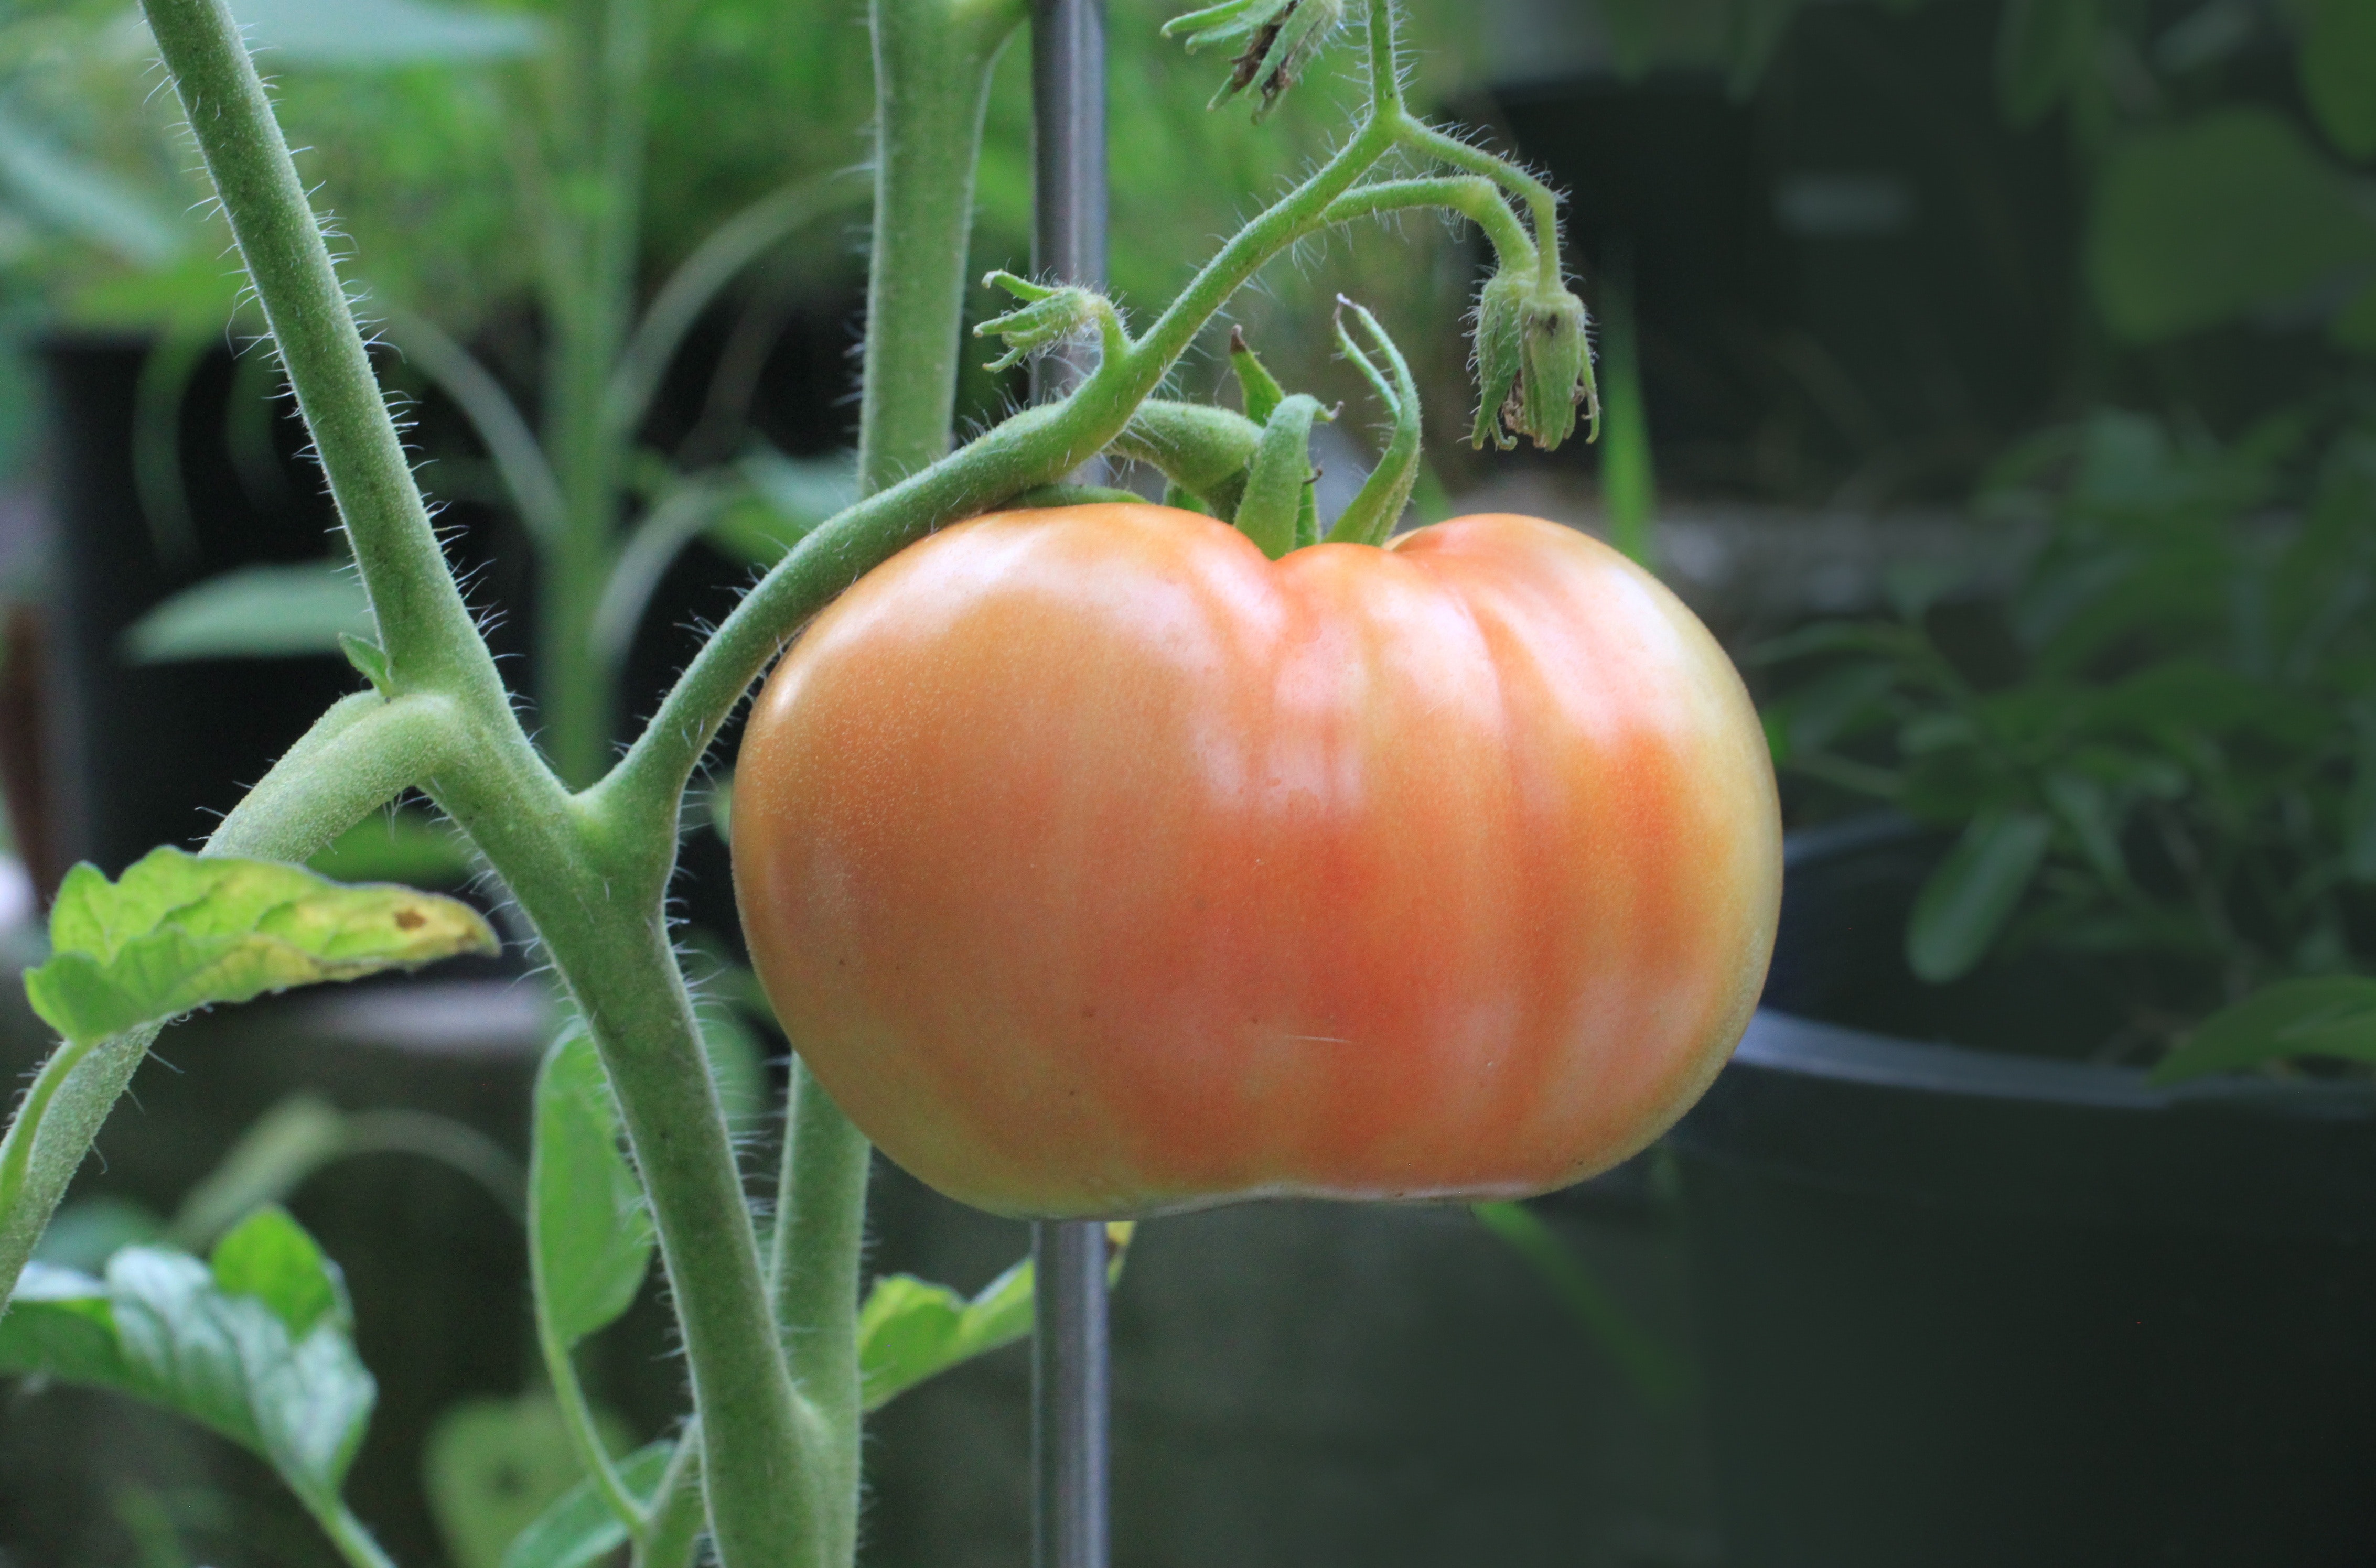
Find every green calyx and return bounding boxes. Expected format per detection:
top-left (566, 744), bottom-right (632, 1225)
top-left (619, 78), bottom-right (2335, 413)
top-left (1469, 269), bottom-right (1598, 452)
top-left (1325, 296), bottom-right (1422, 547)
top-left (1164, 0), bottom-right (1346, 119)
top-left (1109, 400), bottom-right (1263, 517)
top-left (974, 271), bottom-right (1120, 373)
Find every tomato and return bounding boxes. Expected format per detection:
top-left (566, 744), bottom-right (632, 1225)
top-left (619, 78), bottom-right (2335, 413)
top-left (732, 504), bottom-right (1781, 1218)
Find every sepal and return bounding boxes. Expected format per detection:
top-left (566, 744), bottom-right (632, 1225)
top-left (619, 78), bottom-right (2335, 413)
top-left (1469, 269), bottom-right (1598, 452)
top-left (1164, 0), bottom-right (1346, 120)
top-left (975, 271), bottom-right (1114, 373)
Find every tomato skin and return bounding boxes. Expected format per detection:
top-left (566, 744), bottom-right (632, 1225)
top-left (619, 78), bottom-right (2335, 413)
top-left (732, 504), bottom-right (1781, 1218)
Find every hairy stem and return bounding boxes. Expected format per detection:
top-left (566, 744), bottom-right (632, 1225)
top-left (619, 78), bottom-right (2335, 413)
top-left (769, 1063), bottom-right (874, 1566)
top-left (1392, 117), bottom-right (1565, 290)
top-left (139, 0), bottom-right (505, 707)
top-left (137, 6), bottom-right (813, 1560)
top-left (859, 0), bottom-right (1027, 491)
top-left (1318, 177), bottom-right (1536, 276)
top-left (600, 0), bottom-right (1422, 828)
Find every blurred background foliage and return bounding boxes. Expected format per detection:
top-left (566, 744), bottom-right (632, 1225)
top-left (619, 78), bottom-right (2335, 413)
top-left (0, 0), bottom-right (1482, 487)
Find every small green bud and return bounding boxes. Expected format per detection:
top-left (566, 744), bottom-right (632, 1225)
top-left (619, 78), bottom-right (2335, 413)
top-left (974, 271), bottom-right (1105, 373)
top-left (1468, 272), bottom-right (1597, 452)
top-left (1164, 0), bottom-right (1345, 119)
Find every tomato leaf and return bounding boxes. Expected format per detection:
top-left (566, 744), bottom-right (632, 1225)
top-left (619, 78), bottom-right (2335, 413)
top-left (497, 1440), bottom-right (674, 1568)
top-left (23, 849), bottom-right (499, 1045)
top-left (121, 561), bottom-right (374, 664)
top-left (426, 1393), bottom-right (636, 1568)
top-left (859, 1223), bottom-right (1134, 1412)
top-left (2150, 977), bottom-right (2376, 1086)
top-left (1907, 808), bottom-right (2055, 982)
top-left (529, 1036), bottom-right (653, 1346)
top-left (0, 1207), bottom-right (373, 1513)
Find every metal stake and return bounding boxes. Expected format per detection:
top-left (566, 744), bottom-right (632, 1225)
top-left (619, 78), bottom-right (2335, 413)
top-left (1028, 5), bottom-right (1110, 1568)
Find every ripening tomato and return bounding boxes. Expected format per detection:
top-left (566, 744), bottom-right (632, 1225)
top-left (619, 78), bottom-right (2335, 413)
top-left (732, 504), bottom-right (1781, 1218)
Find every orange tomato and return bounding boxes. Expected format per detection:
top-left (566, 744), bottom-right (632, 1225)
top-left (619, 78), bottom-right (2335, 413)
top-left (732, 504), bottom-right (1781, 1218)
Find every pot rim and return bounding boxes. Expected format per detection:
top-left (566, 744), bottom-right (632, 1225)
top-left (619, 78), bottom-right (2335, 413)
top-left (1737, 816), bottom-right (2376, 1123)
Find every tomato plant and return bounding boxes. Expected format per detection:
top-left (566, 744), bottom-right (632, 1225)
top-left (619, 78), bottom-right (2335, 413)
top-left (0, 3), bottom-right (1782, 1566)
top-left (734, 504), bottom-right (1780, 1217)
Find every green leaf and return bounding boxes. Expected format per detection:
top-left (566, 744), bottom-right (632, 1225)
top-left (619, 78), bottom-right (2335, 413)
top-left (340, 633), bottom-right (392, 693)
top-left (210, 1206), bottom-right (349, 1338)
top-left (121, 563), bottom-right (375, 664)
top-left (1324, 298), bottom-right (1425, 549)
top-left (1996, 0), bottom-right (2097, 126)
top-left (498, 1441), bottom-right (672, 1568)
top-left (31, 1197), bottom-right (165, 1274)
top-left (859, 1223), bottom-right (1134, 1412)
top-left (1771, 663), bottom-right (1897, 762)
top-left (530, 1036), bottom-right (653, 1346)
top-left (2044, 770), bottom-right (2126, 885)
top-left (858, 1265), bottom-right (1033, 1412)
top-left (1907, 808), bottom-right (2055, 982)
top-left (0, 107), bottom-right (185, 267)
top-left (426, 1394), bottom-right (635, 1568)
top-left (23, 849), bottom-right (499, 1045)
top-left (2087, 109), bottom-right (2376, 342)
top-left (2303, 0), bottom-right (2376, 161)
top-left (0, 1207), bottom-right (374, 1511)
top-left (225, 0), bottom-right (545, 66)
top-left (2151, 976), bottom-right (2376, 1085)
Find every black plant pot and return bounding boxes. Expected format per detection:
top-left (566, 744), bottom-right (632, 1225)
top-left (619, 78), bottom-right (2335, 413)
top-left (1669, 818), bottom-right (2376, 1568)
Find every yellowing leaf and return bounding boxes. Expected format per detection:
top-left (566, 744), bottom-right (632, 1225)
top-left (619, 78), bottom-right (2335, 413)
top-left (24, 849), bottom-right (498, 1045)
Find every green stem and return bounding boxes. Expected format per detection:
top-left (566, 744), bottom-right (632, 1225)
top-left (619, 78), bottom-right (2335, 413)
top-left (430, 743), bottom-right (818, 1568)
top-left (132, 4), bottom-right (829, 1564)
top-left (768, 1062), bottom-right (874, 1565)
top-left (315, 1501), bottom-right (401, 1568)
top-left (1392, 117), bottom-right (1565, 290)
top-left (601, 1), bottom-right (1421, 828)
top-left (0, 690), bottom-right (453, 1309)
top-left (539, 1316), bottom-right (649, 1539)
top-left (859, 0), bottom-right (1026, 492)
top-left (138, 0), bottom-right (505, 706)
top-left (1318, 177), bottom-right (1536, 275)
top-left (0, 1035), bottom-right (98, 1271)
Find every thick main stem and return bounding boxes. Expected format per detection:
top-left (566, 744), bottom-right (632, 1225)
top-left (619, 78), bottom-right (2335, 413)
top-left (859, 0), bottom-right (1024, 490)
top-left (136, 5), bottom-right (813, 1563)
top-left (769, 1064), bottom-right (873, 1567)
